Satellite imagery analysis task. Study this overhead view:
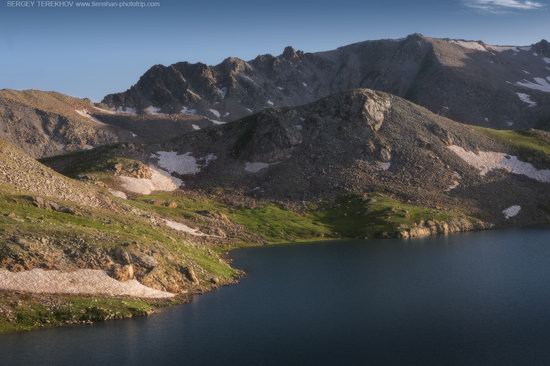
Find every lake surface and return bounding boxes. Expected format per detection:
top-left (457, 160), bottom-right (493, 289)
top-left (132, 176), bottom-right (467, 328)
top-left (1, 228), bottom-right (550, 365)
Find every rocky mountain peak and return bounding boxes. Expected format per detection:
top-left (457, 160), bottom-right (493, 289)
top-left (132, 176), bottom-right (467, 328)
top-left (533, 39), bottom-right (550, 56)
top-left (282, 46), bottom-right (303, 61)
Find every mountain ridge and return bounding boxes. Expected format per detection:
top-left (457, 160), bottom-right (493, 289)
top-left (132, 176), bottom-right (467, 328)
top-left (102, 34), bottom-right (550, 130)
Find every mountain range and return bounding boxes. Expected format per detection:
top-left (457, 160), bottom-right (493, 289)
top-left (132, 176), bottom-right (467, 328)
top-left (103, 34), bottom-right (550, 130)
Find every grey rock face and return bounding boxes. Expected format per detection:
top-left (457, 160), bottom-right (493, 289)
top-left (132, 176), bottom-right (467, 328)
top-left (103, 34), bottom-right (550, 130)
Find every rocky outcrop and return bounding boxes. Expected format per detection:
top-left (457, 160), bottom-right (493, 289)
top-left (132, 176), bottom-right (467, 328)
top-left (396, 218), bottom-right (490, 239)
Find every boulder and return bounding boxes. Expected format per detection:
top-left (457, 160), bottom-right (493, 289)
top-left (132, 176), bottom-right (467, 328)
top-left (182, 266), bottom-right (199, 284)
top-left (112, 264), bottom-right (134, 282)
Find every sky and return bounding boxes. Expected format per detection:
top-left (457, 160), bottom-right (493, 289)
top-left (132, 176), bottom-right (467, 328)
top-left (0, 0), bottom-right (549, 101)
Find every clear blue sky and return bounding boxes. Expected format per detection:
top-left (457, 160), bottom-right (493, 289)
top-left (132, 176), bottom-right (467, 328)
top-left (1, 0), bottom-right (548, 101)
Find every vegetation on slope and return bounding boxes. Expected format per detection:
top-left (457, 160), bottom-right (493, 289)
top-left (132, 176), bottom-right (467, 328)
top-left (0, 291), bottom-right (177, 334)
top-left (0, 188), bottom-right (237, 282)
top-left (128, 191), bottom-right (471, 243)
top-left (474, 127), bottom-right (550, 160)
top-left (314, 194), bottom-right (471, 239)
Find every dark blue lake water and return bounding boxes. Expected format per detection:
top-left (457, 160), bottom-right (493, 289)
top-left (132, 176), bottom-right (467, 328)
top-left (1, 228), bottom-right (550, 365)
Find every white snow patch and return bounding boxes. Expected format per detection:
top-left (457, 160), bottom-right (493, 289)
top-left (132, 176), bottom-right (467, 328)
top-left (519, 46), bottom-right (532, 51)
top-left (164, 219), bottom-right (206, 236)
top-left (522, 70), bottom-right (531, 75)
top-left (516, 77), bottom-right (550, 93)
top-left (93, 106), bottom-right (117, 114)
top-left (202, 153), bottom-right (217, 165)
top-left (209, 109), bottom-right (221, 118)
top-left (533, 52), bottom-right (539, 57)
top-left (267, 100), bottom-right (274, 106)
top-left (218, 87), bottom-right (227, 100)
top-left (302, 82), bottom-right (308, 87)
top-left (544, 57), bottom-right (550, 64)
top-left (484, 117), bottom-right (490, 122)
top-left (448, 145), bottom-right (550, 183)
top-left (487, 45), bottom-right (519, 53)
top-left (245, 108), bottom-right (253, 113)
top-left (152, 151), bottom-right (217, 176)
top-left (153, 151), bottom-right (199, 175)
top-left (187, 89), bottom-right (202, 100)
top-left (245, 162), bottom-right (271, 173)
top-left (516, 92), bottom-right (537, 107)
top-left (144, 106), bottom-right (162, 115)
top-left (130, 132), bottom-right (138, 138)
top-left (192, 124), bottom-right (201, 130)
top-left (450, 40), bottom-right (487, 52)
top-left (116, 107), bottom-right (137, 115)
top-left (181, 106), bottom-right (198, 115)
top-left (299, 117), bottom-right (305, 122)
top-left (503, 205), bottom-right (521, 219)
top-left (377, 162), bottom-right (391, 171)
top-left (0, 269), bottom-right (174, 298)
top-left (117, 166), bottom-right (182, 195)
top-left (223, 112), bottom-right (230, 117)
top-left (108, 189), bottom-right (127, 200)
top-left (75, 109), bottom-right (105, 125)
top-left (277, 86), bottom-right (285, 91)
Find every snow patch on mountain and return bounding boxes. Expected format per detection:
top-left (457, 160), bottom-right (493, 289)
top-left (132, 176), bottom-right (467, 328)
top-left (516, 77), bottom-right (550, 93)
top-left (164, 219), bottom-right (207, 236)
top-left (451, 40), bottom-right (487, 52)
top-left (503, 205), bottom-right (521, 219)
top-left (115, 107), bottom-right (137, 115)
top-left (144, 106), bottom-right (162, 115)
top-left (516, 93), bottom-right (537, 107)
top-left (209, 109), bottom-right (221, 118)
top-left (487, 45), bottom-right (518, 53)
top-left (75, 109), bottom-right (105, 125)
top-left (152, 151), bottom-right (217, 176)
top-left (117, 166), bottom-right (182, 195)
top-left (448, 145), bottom-right (550, 183)
top-left (181, 106), bottom-right (197, 115)
top-left (153, 151), bottom-right (199, 175)
top-left (245, 162), bottom-right (271, 173)
top-left (0, 269), bottom-right (174, 298)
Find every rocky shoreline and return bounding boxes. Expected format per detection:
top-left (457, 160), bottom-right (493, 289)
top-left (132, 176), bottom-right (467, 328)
top-left (0, 217), bottom-right (496, 335)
